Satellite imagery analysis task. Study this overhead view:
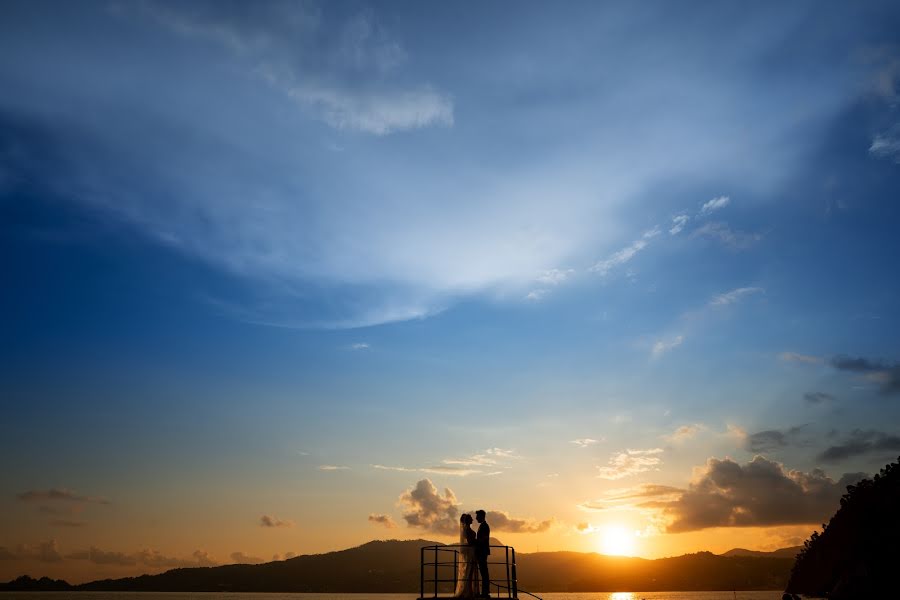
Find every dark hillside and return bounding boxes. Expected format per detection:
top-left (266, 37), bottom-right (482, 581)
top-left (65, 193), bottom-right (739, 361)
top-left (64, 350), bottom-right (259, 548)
top-left (787, 456), bottom-right (900, 599)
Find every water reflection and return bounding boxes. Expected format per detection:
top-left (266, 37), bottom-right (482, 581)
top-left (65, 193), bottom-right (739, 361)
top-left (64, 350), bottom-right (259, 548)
top-left (610, 594), bottom-right (635, 600)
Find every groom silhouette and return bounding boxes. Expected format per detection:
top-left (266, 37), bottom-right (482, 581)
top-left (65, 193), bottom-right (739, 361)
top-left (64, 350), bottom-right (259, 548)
top-left (475, 510), bottom-right (490, 597)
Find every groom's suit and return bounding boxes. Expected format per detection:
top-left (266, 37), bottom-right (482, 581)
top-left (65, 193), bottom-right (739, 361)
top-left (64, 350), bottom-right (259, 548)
top-left (476, 520), bottom-right (491, 597)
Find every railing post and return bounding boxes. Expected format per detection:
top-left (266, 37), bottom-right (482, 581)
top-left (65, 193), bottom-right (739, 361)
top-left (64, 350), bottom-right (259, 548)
top-left (433, 546), bottom-right (438, 598)
top-left (420, 547), bottom-right (424, 599)
top-left (454, 546), bottom-right (459, 594)
top-left (505, 546), bottom-right (511, 598)
top-left (511, 547), bottom-right (517, 599)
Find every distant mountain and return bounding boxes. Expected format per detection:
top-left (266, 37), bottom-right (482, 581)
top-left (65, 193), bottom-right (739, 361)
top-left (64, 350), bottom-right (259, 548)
top-left (721, 547), bottom-right (801, 559)
top-left (0, 575), bottom-right (72, 591)
top-left (1, 539), bottom-right (794, 592)
top-left (787, 456), bottom-right (900, 599)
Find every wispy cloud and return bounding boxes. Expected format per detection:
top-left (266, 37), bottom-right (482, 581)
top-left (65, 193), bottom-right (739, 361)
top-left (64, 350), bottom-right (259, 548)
top-left (67, 545), bottom-right (217, 568)
top-left (372, 464), bottom-right (483, 477)
top-left (571, 438), bottom-right (601, 448)
top-left (318, 465), bottom-right (351, 471)
top-left (596, 448), bottom-right (664, 480)
top-left (709, 286), bottom-right (764, 307)
top-left (664, 424), bottom-right (706, 443)
top-left (744, 425), bottom-right (809, 453)
top-left (693, 222), bottom-right (762, 249)
top-left (829, 355), bottom-right (900, 395)
top-left (818, 429), bottom-right (900, 462)
top-left (259, 514), bottom-right (294, 528)
top-left (349, 342), bottom-right (370, 350)
top-left (368, 513), bottom-right (397, 528)
top-left (375, 448), bottom-right (517, 477)
top-left (700, 195), bottom-right (731, 214)
top-left (804, 391), bottom-right (835, 404)
top-left (779, 352), bottom-right (822, 364)
top-left (669, 215), bottom-right (689, 235)
top-left (579, 484), bottom-right (683, 511)
top-left (870, 124), bottom-right (900, 163)
top-left (651, 335), bottom-right (684, 357)
top-left (590, 227), bottom-right (661, 277)
top-left (536, 268), bottom-right (574, 285)
top-left (17, 488), bottom-right (109, 505)
top-left (137, 1), bottom-right (453, 136)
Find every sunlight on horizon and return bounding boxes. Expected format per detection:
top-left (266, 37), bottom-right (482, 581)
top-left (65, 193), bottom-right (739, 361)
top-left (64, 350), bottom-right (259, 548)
top-left (600, 525), bottom-right (638, 557)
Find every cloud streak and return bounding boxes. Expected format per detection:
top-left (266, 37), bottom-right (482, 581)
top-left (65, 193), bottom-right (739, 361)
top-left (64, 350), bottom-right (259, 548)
top-left (817, 429), bottom-right (900, 462)
top-left (829, 355), bottom-right (900, 395)
top-left (17, 488), bottom-right (109, 505)
top-left (709, 286), bottom-right (764, 307)
top-left (368, 513), bottom-right (397, 528)
top-left (596, 448), bottom-right (664, 480)
top-left (260, 515), bottom-right (294, 528)
top-left (590, 228), bottom-right (660, 277)
top-left (700, 195), bottom-right (731, 214)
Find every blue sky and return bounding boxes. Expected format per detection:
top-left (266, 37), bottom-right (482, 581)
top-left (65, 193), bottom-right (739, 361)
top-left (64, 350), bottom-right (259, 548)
top-left (2, 0), bottom-right (900, 582)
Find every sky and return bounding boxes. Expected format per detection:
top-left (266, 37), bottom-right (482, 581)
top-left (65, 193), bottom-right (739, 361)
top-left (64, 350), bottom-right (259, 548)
top-left (2, 0), bottom-right (900, 584)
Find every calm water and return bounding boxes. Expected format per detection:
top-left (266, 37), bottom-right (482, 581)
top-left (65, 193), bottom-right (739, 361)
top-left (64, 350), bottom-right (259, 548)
top-left (0, 593), bottom-right (802, 600)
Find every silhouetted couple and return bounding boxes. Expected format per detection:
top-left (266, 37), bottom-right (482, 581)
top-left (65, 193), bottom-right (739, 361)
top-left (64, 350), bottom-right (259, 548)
top-left (455, 510), bottom-right (491, 598)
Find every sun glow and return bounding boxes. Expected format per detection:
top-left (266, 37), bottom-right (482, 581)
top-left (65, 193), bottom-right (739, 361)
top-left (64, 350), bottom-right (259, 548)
top-left (601, 525), bottom-right (637, 556)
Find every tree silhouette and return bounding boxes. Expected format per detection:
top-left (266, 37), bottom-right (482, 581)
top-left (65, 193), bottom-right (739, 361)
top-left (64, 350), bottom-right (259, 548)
top-left (787, 456), bottom-right (900, 598)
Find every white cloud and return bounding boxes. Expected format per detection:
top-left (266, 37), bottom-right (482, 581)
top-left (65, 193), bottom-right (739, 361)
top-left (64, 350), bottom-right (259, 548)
top-left (596, 448), bottom-right (664, 480)
top-left (700, 195), bottom-right (731, 214)
top-left (651, 335), bottom-right (684, 357)
top-left (536, 268), bottom-right (574, 285)
top-left (283, 82), bottom-right (453, 136)
top-left (317, 465), bottom-right (350, 471)
top-left (525, 289), bottom-right (547, 301)
top-left (373, 464), bottom-right (482, 477)
top-left (349, 342), bottom-right (370, 350)
top-left (664, 423), bottom-right (706, 443)
top-left (709, 286), bottom-right (764, 306)
top-left (669, 215), bottom-right (689, 235)
top-left (139, 1), bottom-right (452, 136)
top-left (2, 2), bottom-right (862, 329)
top-left (870, 125), bottom-right (900, 163)
top-left (693, 222), bottom-right (762, 249)
top-left (571, 438), bottom-right (601, 447)
top-left (590, 227), bottom-right (661, 277)
top-left (376, 448), bottom-right (517, 478)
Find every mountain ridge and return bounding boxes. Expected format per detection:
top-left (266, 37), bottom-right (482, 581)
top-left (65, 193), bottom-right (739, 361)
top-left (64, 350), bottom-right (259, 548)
top-left (1, 538), bottom-right (798, 592)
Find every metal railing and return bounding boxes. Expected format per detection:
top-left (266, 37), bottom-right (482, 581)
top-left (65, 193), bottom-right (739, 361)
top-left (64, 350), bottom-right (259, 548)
top-left (418, 544), bottom-right (541, 600)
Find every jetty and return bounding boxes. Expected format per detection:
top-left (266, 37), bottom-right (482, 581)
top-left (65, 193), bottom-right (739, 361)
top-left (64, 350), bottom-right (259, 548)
top-left (418, 544), bottom-right (542, 600)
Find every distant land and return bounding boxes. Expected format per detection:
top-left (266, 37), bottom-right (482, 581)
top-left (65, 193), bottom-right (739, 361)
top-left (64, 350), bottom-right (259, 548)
top-left (0, 539), bottom-right (796, 592)
top-left (720, 547), bottom-right (801, 559)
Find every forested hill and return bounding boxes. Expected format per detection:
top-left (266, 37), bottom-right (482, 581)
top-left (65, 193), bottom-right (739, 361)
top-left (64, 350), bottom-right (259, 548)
top-left (787, 456), bottom-right (900, 599)
top-left (2, 539), bottom-right (795, 592)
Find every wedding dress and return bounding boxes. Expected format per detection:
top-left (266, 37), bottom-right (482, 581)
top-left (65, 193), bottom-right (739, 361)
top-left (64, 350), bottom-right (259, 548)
top-left (453, 523), bottom-right (477, 598)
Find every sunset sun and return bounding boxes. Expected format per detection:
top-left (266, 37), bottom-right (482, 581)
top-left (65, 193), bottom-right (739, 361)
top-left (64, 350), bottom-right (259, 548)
top-left (601, 526), bottom-right (637, 556)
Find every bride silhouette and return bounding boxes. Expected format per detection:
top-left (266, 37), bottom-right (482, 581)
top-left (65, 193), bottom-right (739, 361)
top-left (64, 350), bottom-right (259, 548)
top-left (454, 513), bottom-right (477, 598)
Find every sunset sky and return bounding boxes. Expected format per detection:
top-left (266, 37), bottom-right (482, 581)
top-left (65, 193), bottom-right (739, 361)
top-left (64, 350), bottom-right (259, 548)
top-left (2, 0), bottom-right (900, 584)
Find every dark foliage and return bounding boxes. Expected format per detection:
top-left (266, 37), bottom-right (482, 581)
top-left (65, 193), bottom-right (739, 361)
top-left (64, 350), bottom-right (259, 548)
top-left (787, 456), bottom-right (900, 599)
